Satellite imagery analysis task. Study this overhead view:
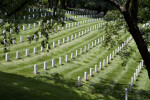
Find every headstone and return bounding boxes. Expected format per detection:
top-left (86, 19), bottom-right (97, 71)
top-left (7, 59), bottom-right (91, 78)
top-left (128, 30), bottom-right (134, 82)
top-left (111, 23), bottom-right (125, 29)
top-left (41, 46), bottom-right (43, 52)
top-left (47, 44), bottom-right (50, 50)
top-left (90, 68), bottom-right (93, 77)
top-left (66, 55), bottom-right (68, 63)
top-left (12, 40), bottom-right (15, 44)
top-left (79, 32), bottom-right (81, 37)
top-left (63, 38), bottom-right (65, 43)
top-left (52, 59), bottom-right (55, 67)
top-left (34, 23), bottom-right (36, 28)
top-left (16, 51), bottom-right (20, 59)
top-left (59, 57), bottom-right (62, 65)
top-left (76, 50), bottom-right (78, 56)
top-left (71, 53), bottom-right (73, 59)
top-left (34, 47), bottom-right (36, 54)
top-left (44, 61), bottom-right (47, 70)
top-left (34, 64), bottom-right (38, 74)
top-left (23, 25), bottom-right (25, 31)
top-left (38, 22), bottom-right (41, 26)
top-left (92, 42), bottom-right (94, 47)
top-left (39, 32), bottom-right (42, 38)
top-left (131, 77), bottom-right (134, 86)
top-left (103, 59), bottom-right (105, 67)
top-left (53, 42), bottom-right (55, 48)
top-left (128, 82), bottom-right (131, 92)
top-left (75, 34), bottom-right (77, 38)
top-left (136, 69), bottom-right (138, 77)
top-left (110, 54), bottom-right (112, 60)
top-left (95, 65), bottom-right (98, 73)
top-left (77, 76), bottom-right (81, 86)
top-left (84, 72), bottom-right (87, 81)
top-left (107, 56), bottom-right (109, 64)
top-left (80, 48), bottom-right (83, 54)
top-left (20, 36), bottom-right (23, 42)
top-left (82, 31), bottom-right (84, 35)
top-left (5, 53), bottom-right (9, 61)
top-left (67, 37), bottom-right (69, 42)
top-left (84, 46), bottom-right (87, 52)
top-left (99, 62), bottom-right (102, 70)
top-left (71, 35), bottom-right (73, 40)
top-left (28, 24), bottom-right (31, 29)
top-left (125, 88), bottom-right (128, 100)
top-left (58, 40), bottom-right (60, 45)
top-left (88, 44), bottom-right (90, 49)
top-left (95, 40), bottom-right (97, 45)
top-left (134, 73), bottom-right (136, 81)
top-left (26, 49), bottom-right (29, 56)
top-left (98, 38), bottom-right (100, 44)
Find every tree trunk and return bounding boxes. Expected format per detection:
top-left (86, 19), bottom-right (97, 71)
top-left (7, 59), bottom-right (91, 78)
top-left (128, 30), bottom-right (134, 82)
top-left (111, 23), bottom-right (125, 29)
top-left (123, 11), bottom-right (150, 78)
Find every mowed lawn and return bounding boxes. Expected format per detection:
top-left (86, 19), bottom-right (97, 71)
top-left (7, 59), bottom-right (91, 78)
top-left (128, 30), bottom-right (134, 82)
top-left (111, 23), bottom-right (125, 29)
top-left (0, 10), bottom-right (150, 100)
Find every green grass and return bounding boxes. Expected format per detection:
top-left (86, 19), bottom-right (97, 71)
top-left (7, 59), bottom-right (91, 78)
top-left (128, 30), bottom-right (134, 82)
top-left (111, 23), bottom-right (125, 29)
top-left (0, 9), bottom-right (150, 100)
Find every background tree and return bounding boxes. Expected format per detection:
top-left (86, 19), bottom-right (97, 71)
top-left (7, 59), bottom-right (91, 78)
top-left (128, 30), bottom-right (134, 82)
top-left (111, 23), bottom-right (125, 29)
top-left (104, 0), bottom-right (150, 78)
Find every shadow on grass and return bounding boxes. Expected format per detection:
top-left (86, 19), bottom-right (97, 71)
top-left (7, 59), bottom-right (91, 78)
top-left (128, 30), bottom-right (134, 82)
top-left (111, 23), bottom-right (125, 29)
top-left (83, 78), bottom-right (150, 100)
top-left (0, 71), bottom-right (149, 100)
top-left (0, 71), bottom-right (87, 100)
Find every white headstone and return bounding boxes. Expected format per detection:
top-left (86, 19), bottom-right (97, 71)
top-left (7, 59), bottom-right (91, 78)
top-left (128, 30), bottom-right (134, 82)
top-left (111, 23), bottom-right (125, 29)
top-left (58, 40), bottom-right (60, 45)
top-left (80, 48), bottom-right (83, 54)
top-left (71, 53), bottom-right (74, 59)
top-left (95, 40), bottom-right (97, 45)
top-left (63, 38), bottom-right (65, 43)
top-left (79, 32), bottom-right (81, 37)
top-left (20, 36), bottom-right (23, 42)
top-left (90, 68), bottom-right (93, 77)
top-left (75, 34), bottom-right (77, 38)
top-left (110, 54), bottom-right (112, 60)
top-left (107, 56), bottom-right (109, 64)
top-left (41, 46), bottom-right (43, 52)
top-left (131, 77), bottom-right (134, 86)
top-left (34, 23), bottom-right (36, 28)
top-left (84, 72), bottom-right (87, 81)
top-left (92, 42), bottom-right (94, 47)
top-left (34, 47), bottom-right (36, 54)
top-left (77, 76), bottom-right (81, 86)
top-left (23, 25), bottom-right (25, 31)
top-left (5, 53), bottom-right (9, 61)
top-left (125, 88), bottom-right (128, 100)
top-left (53, 42), bottom-right (55, 48)
top-left (95, 65), bottom-right (98, 73)
top-left (128, 82), bottom-right (131, 92)
top-left (71, 35), bottom-right (73, 40)
top-left (44, 61), bottom-right (47, 70)
top-left (66, 55), bottom-right (68, 63)
top-left (76, 50), bottom-right (78, 56)
top-left (99, 62), bottom-right (102, 70)
top-left (67, 37), bottom-right (69, 42)
top-left (88, 44), bottom-right (90, 49)
top-left (28, 24), bottom-right (31, 29)
top-left (52, 59), bottom-right (55, 67)
top-left (26, 49), bottom-right (29, 56)
top-left (59, 57), bottom-right (62, 65)
top-left (34, 64), bottom-right (38, 74)
top-left (103, 59), bottom-right (105, 67)
top-left (16, 51), bottom-right (20, 59)
top-left (134, 73), bottom-right (136, 81)
top-left (84, 46), bottom-right (87, 52)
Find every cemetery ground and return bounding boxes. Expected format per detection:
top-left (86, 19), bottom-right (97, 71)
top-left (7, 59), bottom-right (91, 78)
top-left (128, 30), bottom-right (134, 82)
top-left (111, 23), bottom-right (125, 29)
top-left (0, 9), bottom-right (150, 100)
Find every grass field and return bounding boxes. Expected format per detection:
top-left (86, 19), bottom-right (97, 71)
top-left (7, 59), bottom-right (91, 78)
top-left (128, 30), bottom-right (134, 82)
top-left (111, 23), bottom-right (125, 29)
top-left (0, 9), bottom-right (150, 100)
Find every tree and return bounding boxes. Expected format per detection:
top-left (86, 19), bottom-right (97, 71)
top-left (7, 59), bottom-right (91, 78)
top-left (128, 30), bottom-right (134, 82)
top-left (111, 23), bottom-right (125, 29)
top-left (105, 0), bottom-right (150, 78)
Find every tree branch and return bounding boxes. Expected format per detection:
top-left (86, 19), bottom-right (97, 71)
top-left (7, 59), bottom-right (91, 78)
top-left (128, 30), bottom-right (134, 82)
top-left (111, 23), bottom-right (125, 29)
top-left (105, 0), bottom-right (125, 12)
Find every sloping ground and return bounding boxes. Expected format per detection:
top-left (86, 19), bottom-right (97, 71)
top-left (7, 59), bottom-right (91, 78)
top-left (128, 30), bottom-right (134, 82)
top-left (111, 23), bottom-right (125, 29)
top-left (0, 10), bottom-right (150, 100)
